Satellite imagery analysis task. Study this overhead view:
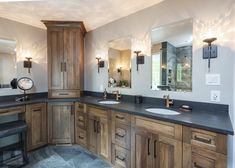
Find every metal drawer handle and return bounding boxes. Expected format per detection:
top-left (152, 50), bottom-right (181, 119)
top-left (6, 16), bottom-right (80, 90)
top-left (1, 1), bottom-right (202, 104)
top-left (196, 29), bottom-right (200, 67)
top-left (78, 119), bottom-right (84, 122)
top-left (147, 138), bottom-right (151, 155)
top-left (59, 93), bottom-right (69, 95)
top-left (154, 140), bottom-right (157, 158)
top-left (194, 135), bottom-right (212, 144)
top-left (116, 155), bottom-right (125, 162)
top-left (116, 115), bottom-right (125, 120)
top-left (115, 133), bottom-right (125, 138)
top-left (94, 120), bottom-right (97, 133)
top-left (33, 108), bottom-right (41, 112)
top-left (79, 136), bottom-right (84, 140)
top-left (194, 162), bottom-right (204, 168)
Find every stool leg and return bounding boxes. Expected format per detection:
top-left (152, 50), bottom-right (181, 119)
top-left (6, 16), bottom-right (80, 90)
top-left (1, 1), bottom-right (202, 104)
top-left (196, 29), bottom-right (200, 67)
top-left (21, 132), bottom-right (28, 164)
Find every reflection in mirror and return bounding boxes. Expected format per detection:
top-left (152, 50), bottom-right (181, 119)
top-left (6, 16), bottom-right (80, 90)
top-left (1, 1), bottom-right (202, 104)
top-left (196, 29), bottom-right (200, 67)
top-left (151, 19), bottom-right (193, 92)
top-left (0, 38), bottom-right (17, 89)
top-left (108, 38), bottom-right (132, 88)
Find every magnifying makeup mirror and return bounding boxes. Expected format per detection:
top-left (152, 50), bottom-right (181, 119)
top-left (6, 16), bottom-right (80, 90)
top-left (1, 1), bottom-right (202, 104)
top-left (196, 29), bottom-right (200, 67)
top-left (16, 77), bottom-right (34, 101)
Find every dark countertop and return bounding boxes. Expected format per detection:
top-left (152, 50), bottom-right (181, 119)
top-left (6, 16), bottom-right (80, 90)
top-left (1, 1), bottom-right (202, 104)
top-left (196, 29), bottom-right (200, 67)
top-left (0, 96), bottom-right (233, 135)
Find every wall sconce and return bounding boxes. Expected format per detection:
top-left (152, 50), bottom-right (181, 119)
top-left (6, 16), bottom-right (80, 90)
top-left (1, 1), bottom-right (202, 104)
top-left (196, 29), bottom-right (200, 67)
top-left (24, 57), bottom-right (32, 73)
top-left (117, 67), bottom-right (122, 75)
top-left (203, 37), bottom-right (217, 72)
top-left (134, 51), bottom-right (145, 71)
top-left (96, 57), bottom-right (105, 73)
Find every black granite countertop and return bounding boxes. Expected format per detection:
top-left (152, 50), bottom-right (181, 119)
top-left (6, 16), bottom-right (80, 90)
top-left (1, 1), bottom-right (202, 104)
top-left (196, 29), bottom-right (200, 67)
top-left (0, 95), bottom-right (233, 135)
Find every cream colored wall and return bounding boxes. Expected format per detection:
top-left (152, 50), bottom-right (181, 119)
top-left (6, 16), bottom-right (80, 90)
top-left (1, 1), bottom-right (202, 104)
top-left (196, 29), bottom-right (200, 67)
top-left (84, 0), bottom-right (235, 167)
top-left (0, 17), bottom-right (47, 96)
top-left (0, 53), bottom-right (16, 84)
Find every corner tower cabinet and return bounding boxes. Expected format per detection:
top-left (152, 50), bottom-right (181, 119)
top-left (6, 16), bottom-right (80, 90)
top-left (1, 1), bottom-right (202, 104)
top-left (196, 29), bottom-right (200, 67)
top-left (42, 21), bottom-right (86, 98)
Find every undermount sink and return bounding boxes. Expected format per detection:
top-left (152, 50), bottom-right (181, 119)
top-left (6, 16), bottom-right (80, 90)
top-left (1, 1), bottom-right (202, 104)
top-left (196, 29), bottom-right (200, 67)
top-left (145, 108), bottom-right (180, 115)
top-left (98, 100), bottom-right (120, 105)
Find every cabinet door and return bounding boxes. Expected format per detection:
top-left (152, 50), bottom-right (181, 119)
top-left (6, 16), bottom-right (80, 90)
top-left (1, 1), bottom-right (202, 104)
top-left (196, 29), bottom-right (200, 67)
top-left (47, 27), bottom-right (64, 91)
top-left (97, 116), bottom-right (111, 161)
top-left (63, 28), bottom-right (83, 90)
top-left (153, 136), bottom-right (182, 168)
top-left (48, 103), bottom-right (74, 144)
top-left (26, 103), bottom-right (47, 150)
top-left (131, 128), bottom-right (152, 168)
top-left (88, 114), bottom-right (97, 153)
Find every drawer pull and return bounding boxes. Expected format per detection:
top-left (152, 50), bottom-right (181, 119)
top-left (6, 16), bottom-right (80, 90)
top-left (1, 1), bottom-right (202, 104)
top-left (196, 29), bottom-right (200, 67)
top-left (79, 136), bottom-right (84, 140)
top-left (115, 133), bottom-right (125, 138)
top-left (33, 108), bottom-right (41, 112)
top-left (116, 115), bottom-right (125, 120)
top-left (116, 155), bottom-right (125, 161)
top-left (78, 119), bottom-right (84, 122)
top-left (194, 162), bottom-right (204, 168)
top-left (194, 135), bottom-right (212, 144)
top-left (154, 140), bottom-right (157, 158)
top-left (59, 93), bottom-right (69, 95)
top-left (94, 120), bottom-right (97, 133)
top-left (147, 138), bottom-right (151, 155)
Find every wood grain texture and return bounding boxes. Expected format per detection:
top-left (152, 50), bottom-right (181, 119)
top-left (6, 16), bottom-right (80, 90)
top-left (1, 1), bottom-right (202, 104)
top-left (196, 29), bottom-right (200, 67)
top-left (112, 144), bottom-right (131, 168)
top-left (0, 106), bottom-right (25, 116)
top-left (26, 103), bottom-right (47, 151)
top-left (48, 102), bottom-right (75, 144)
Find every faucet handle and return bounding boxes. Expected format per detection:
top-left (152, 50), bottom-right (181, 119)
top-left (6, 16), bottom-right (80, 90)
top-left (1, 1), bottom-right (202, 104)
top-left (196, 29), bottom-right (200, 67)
top-left (163, 94), bottom-right (169, 99)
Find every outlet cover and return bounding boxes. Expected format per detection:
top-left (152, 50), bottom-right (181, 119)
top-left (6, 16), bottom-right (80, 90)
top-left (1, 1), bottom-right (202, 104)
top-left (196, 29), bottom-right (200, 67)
top-left (210, 90), bottom-right (220, 102)
top-left (206, 74), bottom-right (220, 85)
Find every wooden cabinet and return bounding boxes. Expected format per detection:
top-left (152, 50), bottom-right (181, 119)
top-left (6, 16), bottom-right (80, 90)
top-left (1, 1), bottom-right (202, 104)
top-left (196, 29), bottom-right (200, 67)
top-left (43, 21), bottom-right (86, 98)
top-left (87, 106), bottom-right (111, 161)
top-left (131, 116), bottom-right (182, 168)
top-left (48, 102), bottom-right (75, 144)
top-left (183, 126), bottom-right (227, 168)
top-left (75, 103), bottom-right (87, 148)
top-left (26, 103), bottom-right (47, 151)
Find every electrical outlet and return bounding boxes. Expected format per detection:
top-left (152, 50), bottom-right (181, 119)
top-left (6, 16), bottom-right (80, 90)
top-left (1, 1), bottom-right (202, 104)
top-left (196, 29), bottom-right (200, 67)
top-left (210, 90), bottom-right (220, 102)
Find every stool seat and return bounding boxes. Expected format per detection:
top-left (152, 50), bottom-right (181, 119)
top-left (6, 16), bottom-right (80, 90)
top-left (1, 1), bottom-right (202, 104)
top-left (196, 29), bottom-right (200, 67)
top-left (0, 120), bottom-right (27, 138)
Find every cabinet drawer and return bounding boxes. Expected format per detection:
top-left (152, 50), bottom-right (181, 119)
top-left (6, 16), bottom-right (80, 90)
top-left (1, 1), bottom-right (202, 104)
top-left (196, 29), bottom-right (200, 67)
top-left (112, 111), bottom-right (131, 125)
top-left (183, 126), bottom-right (227, 154)
top-left (75, 103), bottom-right (86, 113)
top-left (76, 111), bottom-right (87, 130)
top-left (191, 146), bottom-right (227, 168)
top-left (112, 144), bottom-right (130, 168)
top-left (0, 106), bottom-right (25, 116)
top-left (112, 122), bottom-right (131, 150)
top-left (133, 116), bottom-right (182, 140)
top-left (49, 90), bottom-right (80, 98)
top-left (76, 128), bottom-right (87, 147)
top-left (88, 106), bottom-right (108, 118)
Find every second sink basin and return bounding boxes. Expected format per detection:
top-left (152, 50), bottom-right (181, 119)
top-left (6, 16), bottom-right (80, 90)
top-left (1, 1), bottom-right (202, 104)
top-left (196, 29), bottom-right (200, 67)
top-left (145, 108), bottom-right (180, 115)
top-left (98, 100), bottom-right (120, 105)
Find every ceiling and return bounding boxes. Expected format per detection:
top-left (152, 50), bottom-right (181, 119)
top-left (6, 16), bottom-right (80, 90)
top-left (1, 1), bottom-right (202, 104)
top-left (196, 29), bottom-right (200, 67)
top-left (0, 0), bottom-right (164, 31)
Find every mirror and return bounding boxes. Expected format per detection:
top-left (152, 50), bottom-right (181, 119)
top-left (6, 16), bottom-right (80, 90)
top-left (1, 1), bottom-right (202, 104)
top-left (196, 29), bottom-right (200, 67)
top-left (0, 38), bottom-right (17, 89)
top-left (18, 77), bottom-right (34, 91)
top-left (151, 19), bottom-right (193, 92)
top-left (108, 37), bottom-right (132, 88)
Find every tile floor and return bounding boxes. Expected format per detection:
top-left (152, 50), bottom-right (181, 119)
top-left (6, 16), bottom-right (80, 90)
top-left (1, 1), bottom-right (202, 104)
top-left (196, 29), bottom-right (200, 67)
top-left (22, 145), bottom-right (112, 168)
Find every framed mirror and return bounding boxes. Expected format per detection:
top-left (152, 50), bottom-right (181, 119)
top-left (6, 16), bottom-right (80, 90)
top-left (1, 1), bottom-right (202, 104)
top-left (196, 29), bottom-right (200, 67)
top-left (151, 19), bottom-right (193, 92)
top-left (108, 37), bottom-right (132, 88)
top-left (0, 38), bottom-right (17, 89)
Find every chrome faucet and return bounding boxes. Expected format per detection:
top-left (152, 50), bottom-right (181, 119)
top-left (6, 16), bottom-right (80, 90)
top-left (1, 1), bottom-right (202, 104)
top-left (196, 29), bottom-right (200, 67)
top-left (163, 94), bottom-right (174, 108)
top-left (112, 90), bottom-right (121, 101)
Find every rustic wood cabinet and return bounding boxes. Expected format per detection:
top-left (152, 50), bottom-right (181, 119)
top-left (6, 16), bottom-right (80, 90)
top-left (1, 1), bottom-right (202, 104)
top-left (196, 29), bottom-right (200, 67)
top-left (183, 126), bottom-right (227, 168)
top-left (42, 21), bottom-right (86, 98)
top-left (25, 103), bottom-right (47, 151)
top-left (87, 106), bottom-right (111, 162)
top-left (48, 102), bottom-right (75, 144)
top-left (131, 116), bottom-right (182, 168)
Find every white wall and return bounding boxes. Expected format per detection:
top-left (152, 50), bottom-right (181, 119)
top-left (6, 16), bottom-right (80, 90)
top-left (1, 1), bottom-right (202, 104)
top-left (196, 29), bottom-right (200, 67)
top-left (84, 0), bottom-right (235, 167)
top-left (0, 17), bottom-right (47, 96)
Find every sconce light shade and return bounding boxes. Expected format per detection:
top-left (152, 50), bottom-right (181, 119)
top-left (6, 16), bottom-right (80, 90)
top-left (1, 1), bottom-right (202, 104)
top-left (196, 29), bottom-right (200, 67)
top-left (23, 57), bottom-right (32, 73)
top-left (134, 51), bottom-right (145, 71)
top-left (202, 37), bottom-right (217, 72)
top-left (96, 57), bottom-right (105, 73)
